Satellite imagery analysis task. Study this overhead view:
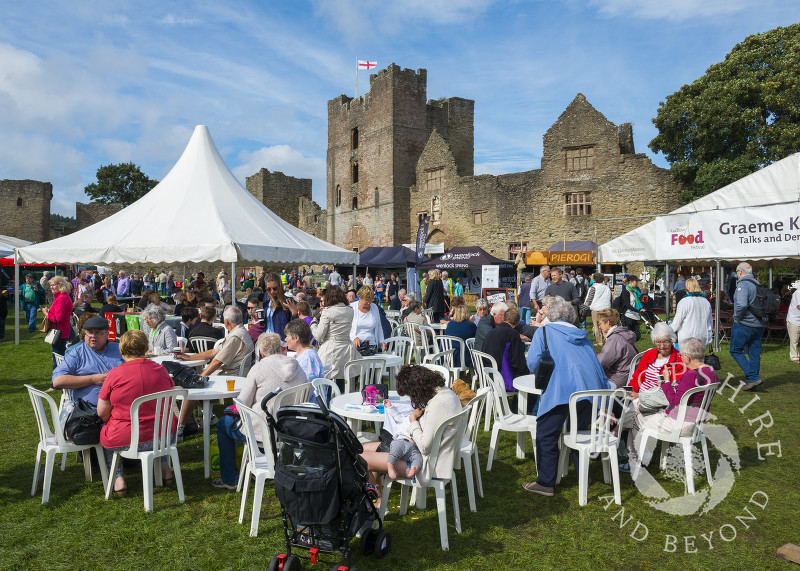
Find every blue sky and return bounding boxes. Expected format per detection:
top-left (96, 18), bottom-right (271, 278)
top-left (1, 1), bottom-right (798, 217)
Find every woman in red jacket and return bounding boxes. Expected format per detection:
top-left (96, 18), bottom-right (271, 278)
top-left (628, 322), bottom-right (685, 396)
top-left (44, 276), bottom-right (74, 367)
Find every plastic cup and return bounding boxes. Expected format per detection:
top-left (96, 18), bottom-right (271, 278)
top-left (226, 379), bottom-right (235, 391)
top-left (377, 403), bottom-right (385, 414)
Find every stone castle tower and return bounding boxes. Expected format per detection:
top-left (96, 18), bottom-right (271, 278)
top-left (326, 64), bottom-right (474, 251)
top-left (0, 180), bottom-right (53, 243)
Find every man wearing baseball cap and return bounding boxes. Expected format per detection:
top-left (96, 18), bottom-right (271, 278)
top-left (52, 316), bottom-right (123, 407)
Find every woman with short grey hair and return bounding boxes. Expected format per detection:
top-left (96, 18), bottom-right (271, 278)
top-left (256, 331), bottom-right (283, 357)
top-left (650, 321), bottom-right (677, 344)
top-left (142, 304), bottom-right (178, 355)
top-left (471, 297), bottom-right (490, 326)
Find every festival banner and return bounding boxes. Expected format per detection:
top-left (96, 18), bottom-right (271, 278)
top-left (415, 214), bottom-right (430, 264)
top-left (654, 203), bottom-right (800, 260)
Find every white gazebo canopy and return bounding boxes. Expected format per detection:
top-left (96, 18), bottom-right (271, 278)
top-left (0, 234), bottom-right (32, 258)
top-left (16, 125), bottom-right (357, 266)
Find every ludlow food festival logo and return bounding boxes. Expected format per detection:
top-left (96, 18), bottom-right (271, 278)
top-left (601, 374), bottom-right (782, 553)
top-left (668, 221), bottom-right (705, 250)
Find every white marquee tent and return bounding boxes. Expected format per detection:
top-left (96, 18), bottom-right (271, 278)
top-left (13, 125), bottom-right (358, 343)
top-left (0, 234), bottom-right (32, 258)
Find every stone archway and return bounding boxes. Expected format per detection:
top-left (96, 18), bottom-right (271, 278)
top-left (345, 223), bottom-right (372, 252)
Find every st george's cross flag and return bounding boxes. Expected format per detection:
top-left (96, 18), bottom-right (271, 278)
top-left (358, 60), bottom-right (377, 69)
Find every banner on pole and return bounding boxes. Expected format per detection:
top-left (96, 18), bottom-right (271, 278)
top-left (415, 215), bottom-right (430, 264)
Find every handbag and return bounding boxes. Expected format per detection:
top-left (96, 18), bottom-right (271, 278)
top-left (357, 340), bottom-right (378, 357)
top-left (41, 315), bottom-right (61, 344)
top-left (161, 360), bottom-right (209, 389)
top-left (704, 351), bottom-right (721, 371)
top-left (534, 327), bottom-right (556, 393)
top-left (63, 398), bottom-right (103, 445)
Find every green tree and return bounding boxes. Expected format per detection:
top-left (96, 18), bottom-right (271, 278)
top-left (49, 213), bottom-right (76, 229)
top-left (84, 162), bottom-right (159, 206)
top-left (649, 24), bottom-right (800, 204)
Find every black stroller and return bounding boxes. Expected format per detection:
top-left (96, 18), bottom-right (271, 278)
top-left (262, 388), bottom-right (390, 571)
top-left (639, 293), bottom-right (666, 333)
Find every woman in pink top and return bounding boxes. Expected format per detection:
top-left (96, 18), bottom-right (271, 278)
top-left (97, 329), bottom-right (176, 495)
top-left (44, 276), bottom-right (75, 367)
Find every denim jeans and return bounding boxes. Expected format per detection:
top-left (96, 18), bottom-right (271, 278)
top-left (23, 302), bottom-right (37, 331)
top-left (520, 306), bottom-right (531, 326)
top-left (729, 322), bottom-right (764, 383)
top-left (217, 414), bottom-right (246, 485)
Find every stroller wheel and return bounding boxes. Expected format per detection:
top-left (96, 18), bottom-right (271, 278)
top-left (268, 555), bottom-right (283, 571)
top-left (284, 555), bottom-right (301, 571)
top-left (359, 528), bottom-right (378, 555)
top-left (373, 530), bottom-right (391, 559)
top-left (331, 566), bottom-right (349, 571)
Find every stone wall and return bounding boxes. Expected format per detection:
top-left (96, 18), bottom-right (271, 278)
top-left (0, 179), bottom-right (52, 243)
top-left (76, 201), bottom-right (124, 230)
top-left (298, 196), bottom-right (327, 240)
top-left (246, 168), bottom-right (312, 228)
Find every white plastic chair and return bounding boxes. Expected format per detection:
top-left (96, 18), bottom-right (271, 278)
top-left (343, 358), bottom-right (386, 394)
top-left (26, 384), bottom-right (109, 504)
top-left (458, 387), bottom-right (490, 512)
top-left (484, 367), bottom-right (537, 471)
top-left (234, 398), bottom-right (276, 536)
top-left (311, 378), bottom-right (341, 406)
top-left (626, 351), bottom-right (647, 384)
top-left (403, 321), bottom-right (425, 363)
top-left (384, 335), bottom-right (413, 365)
top-left (556, 389), bottom-right (632, 506)
top-left (270, 382), bottom-right (313, 412)
top-left (104, 388), bottom-right (187, 512)
top-left (471, 350), bottom-right (499, 431)
top-left (632, 382), bottom-right (719, 494)
top-left (420, 364), bottom-right (451, 386)
top-left (434, 335), bottom-right (467, 380)
top-left (53, 352), bottom-right (65, 367)
top-left (188, 335), bottom-right (219, 353)
top-left (176, 336), bottom-right (188, 352)
top-left (423, 349), bottom-right (457, 386)
top-left (378, 406), bottom-right (471, 551)
top-left (423, 307), bottom-right (435, 324)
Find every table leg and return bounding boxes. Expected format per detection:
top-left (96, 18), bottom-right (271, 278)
top-left (203, 400), bottom-right (212, 478)
top-left (516, 392), bottom-right (527, 459)
top-left (389, 367), bottom-right (396, 392)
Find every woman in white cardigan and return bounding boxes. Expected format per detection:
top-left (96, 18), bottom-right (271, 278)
top-left (671, 278), bottom-right (713, 347)
top-left (350, 286), bottom-right (386, 353)
top-left (584, 272), bottom-right (612, 347)
top-left (362, 365), bottom-right (463, 489)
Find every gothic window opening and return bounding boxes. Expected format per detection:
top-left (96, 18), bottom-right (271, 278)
top-left (425, 167), bottom-right (445, 192)
top-left (352, 162), bottom-right (359, 184)
top-left (351, 127), bottom-right (359, 150)
top-left (564, 146), bottom-right (595, 171)
top-left (417, 211), bottom-right (429, 225)
top-left (564, 192), bottom-right (592, 216)
top-left (17, 197), bottom-right (23, 207)
top-left (473, 210), bottom-right (488, 225)
top-left (352, 197), bottom-right (358, 210)
top-left (336, 185), bottom-right (342, 207)
top-left (431, 196), bottom-right (442, 225)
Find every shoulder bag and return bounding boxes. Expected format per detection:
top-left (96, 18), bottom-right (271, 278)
top-left (63, 398), bottom-right (103, 445)
top-left (534, 327), bottom-right (556, 393)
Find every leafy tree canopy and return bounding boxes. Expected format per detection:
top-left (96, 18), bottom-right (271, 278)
top-left (84, 162), bottom-right (159, 206)
top-left (649, 24), bottom-right (800, 203)
top-left (50, 213), bottom-right (76, 229)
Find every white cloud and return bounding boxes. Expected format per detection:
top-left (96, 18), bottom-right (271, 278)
top-left (232, 145), bottom-right (327, 205)
top-left (158, 14), bottom-right (200, 26)
top-left (586, 0), bottom-right (751, 20)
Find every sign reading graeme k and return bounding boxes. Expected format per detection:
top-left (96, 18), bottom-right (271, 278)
top-left (415, 215), bottom-right (430, 264)
top-left (655, 203), bottom-right (800, 260)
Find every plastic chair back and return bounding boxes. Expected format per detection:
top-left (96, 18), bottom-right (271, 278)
top-left (662, 381), bottom-right (719, 441)
top-left (435, 335), bottom-right (466, 369)
top-left (420, 364), bottom-right (451, 385)
top-left (465, 387), bottom-right (490, 445)
top-left (176, 336), bottom-right (188, 352)
top-left (343, 358), bottom-right (386, 393)
top-left (566, 389), bottom-right (631, 452)
top-left (189, 336), bottom-right (219, 353)
top-left (384, 335), bottom-right (413, 365)
top-left (311, 378), bottom-right (341, 406)
top-left (424, 348), bottom-right (455, 370)
top-left (483, 367), bottom-right (514, 419)
top-left (233, 398), bottom-right (275, 473)
top-left (423, 308), bottom-right (435, 324)
top-left (127, 388), bottom-right (188, 458)
top-left (270, 382), bottom-right (313, 412)
top-left (426, 406), bottom-right (472, 476)
top-left (26, 384), bottom-right (65, 449)
top-left (627, 351), bottom-right (647, 383)
top-left (53, 352), bottom-right (65, 367)
top-left (471, 350), bottom-right (498, 391)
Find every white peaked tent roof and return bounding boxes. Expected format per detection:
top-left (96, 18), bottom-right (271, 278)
top-left (0, 235), bottom-right (32, 258)
top-left (16, 125), bottom-right (358, 266)
top-left (599, 152), bottom-right (800, 263)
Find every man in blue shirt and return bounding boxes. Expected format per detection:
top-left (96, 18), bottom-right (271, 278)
top-left (730, 262), bottom-right (767, 390)
top-left (530, 266), bottom-right (551, 311)
top-left (52, 316), bottom-right (123, 406)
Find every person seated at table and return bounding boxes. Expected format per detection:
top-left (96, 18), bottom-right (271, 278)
top-left (628, 322), bottom-right (684, 398)
top-left (523, 301), bottom-right (610, 497)
top-left (362, 365), bottom-right (462, 493)
top-left (482, 307), bottom-right (528, 391)
top-left (142, 305), bottom-right (178, 355)
top-left (531, 295), bottom-right (560, 328)
top-left (178, 306), bottom-right (198, 336)
top-left (212, 332), bottom-right (308, 489)
top-left (177, 306), bottom-right (254, 436)
top-left (506, 300), bottom-right (537, 340)
top-left (399, 292), bottom-right (415, 320)
top-left (389, 288), bottom-right (406, 312)
top-left (470, 297), bottom-right (489, 327)
top-left (444, 304), bottom-right (476, 368)
top-left (245, 295), bottom-right (266, 344)
top-left (442, 295), bottom-right (465, 323)
top-left (262, 272), bottom-right (294, 340)
top-left (72, 292), bottom-right (98, 319)
top-left (595, 308), bottom-right (638, 388)
top-left (185, 306), bottom-right (224, 350)
top-left (285, 318), bottom-right (324, 381)
top-left (403, 300), bottom-right (427, 346)
top-left (350, 286), bottom-right (386, 354)
top-left (172, 292), bottom-right (191, 317)
top-left (384, 400), bottom-right (422, 480)
top-left (474, 301), bottom-right (507, 352)
top-left (100, 293), bottom-right (123, 315)
top-left (52, 316), bottom-right (123, 407)
top-left (98, 329), bottom-right (176, 496)
top-left (623, 337), bottom-right (718, 473)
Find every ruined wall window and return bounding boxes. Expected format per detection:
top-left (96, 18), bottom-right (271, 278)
top-left (351, 127), bottom-right (359, 150)
top-left (417, 211), bottom-right (429, 225)
top-left (473, 210), bottom-right (488, 225)
top-left (425, 167), bottom-right (445, 192)
top-left (564, 192), bottom-right (591, 216)
top-left (352, 162), bottom-right (359, 183)
top-left (564, 146), bottom-right (594, 171)
top-left (16, 197), bottom-right (23, 207)
top-left (336, 185), bottom-right (342, 207)
top-left (374, 187), bottom-right (379, 207)
top-left (352, 197), bottom-right (358, 210)
top-left (431, 196), bottom-right (442, 225)
top-left (508, 242), bottom-right (529, 261)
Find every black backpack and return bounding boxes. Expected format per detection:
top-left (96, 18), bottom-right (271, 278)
top-left (749, 282), bottom-right (781, 320)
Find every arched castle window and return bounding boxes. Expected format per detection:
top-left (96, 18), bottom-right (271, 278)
top-left (352, 197), bottom-right (358, 210)
top-left (352, 127), bottom-right (359, 150)
top-left (17, 197), bottom-right (23, 207)
top-left (374, 187), bottom-right (379, 207)
top-left (336, 185), bottom-right (342, 207)
top-left (431, 196), bottom-right (441, 225)
top-left (352, 162), bottom-right (359, 184)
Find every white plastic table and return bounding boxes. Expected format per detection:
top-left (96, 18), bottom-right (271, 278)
top-left (150, 354), bottom-right (207, 369)
top-left (513, 374), bottom-right (542, 459)
top-left (429, 323), bottom-right (447, 334)
top-left (186, 376), bottom-right (246, 478)
top-left (373, 353), bottom-right (404, 390)
top-left (329, 391), bottom-right (411, 434)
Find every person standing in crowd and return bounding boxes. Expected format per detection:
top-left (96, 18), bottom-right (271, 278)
top-left (261, 272), bottom-right (294, 340)
top-left (531, 266), bottom-right (551, 312)
top-left (617, 275), bottom-right (646, 341)
top-left (518, 275), bottom-right (533, 326)
top-left (39, 271), bottom-right (52, 304)
top-left (786, 280), bottom-right (800, 363)
top-left (423, 270), bottom-right (447, 323)
top-left (584, 272), bottom-right (612, 346)
top-left (43, 275), bottom-right (74, 364)
top-left (20, 273), bottom-right (44, 332)
top-left (672, 271), bottom-right (688, 306)
top-left (116, 271), bottom-right (130, 297)
top-left (311, 286), bottom-right (360, 393)
top-left (730, 262), bottom-right (767, 390)
top-left (328, 268), bottom-right (341, 287)
top-left (544, 268), bottom-right (580, 310)
top-left (671, 278), bottom-right (713, 348)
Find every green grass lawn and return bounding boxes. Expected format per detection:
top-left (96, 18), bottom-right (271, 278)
top-left (1, 310), bottom-right (798, 570)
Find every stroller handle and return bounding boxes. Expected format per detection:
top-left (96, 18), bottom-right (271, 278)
top-left (315, 386), bottom-right (331, 418)
top-left (261, 387), bottom-right (282, 414)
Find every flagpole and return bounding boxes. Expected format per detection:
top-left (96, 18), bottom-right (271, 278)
top-left (355, 58), bottom-right (358, 98)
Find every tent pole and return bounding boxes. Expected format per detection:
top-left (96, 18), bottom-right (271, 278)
top-left (14, 252), bottom-right (20, 345)
top-left (714, 260), bottom-right (721, 353)
top-left (664, 262), bottom-right (670, 321)
top-left (352, 263), bottom-right (357, 290)
top-left (769, 266), bottom-right (773, 289)
top-left (231, 262), bottom-right (236, 305)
